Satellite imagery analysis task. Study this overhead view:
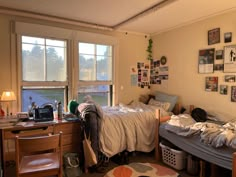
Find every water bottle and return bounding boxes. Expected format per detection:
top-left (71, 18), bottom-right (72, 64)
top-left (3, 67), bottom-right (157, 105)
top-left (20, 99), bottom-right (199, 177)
top-left (57, 101), bottom-right (63, 120)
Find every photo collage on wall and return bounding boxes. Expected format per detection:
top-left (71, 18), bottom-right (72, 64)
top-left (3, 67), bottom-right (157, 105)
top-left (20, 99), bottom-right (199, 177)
top-left (130, 56), bottom-right (169, 88)
top-left (134, 62), bottom-right (150, 88)
top-left (150, 56), bottom-right (169, 84)
top-left (150, 60), bottom-right (161, 84)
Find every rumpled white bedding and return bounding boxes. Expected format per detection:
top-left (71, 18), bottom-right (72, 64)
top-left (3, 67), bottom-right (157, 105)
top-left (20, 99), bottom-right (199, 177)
top-left (99, 101), bottom-right (170, 158)
top-left (165, 114), bottom-right (236, 149)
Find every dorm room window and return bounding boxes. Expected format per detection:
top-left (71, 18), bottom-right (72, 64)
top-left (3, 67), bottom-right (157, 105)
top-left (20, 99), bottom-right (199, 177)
top-left (21, 36), bottom-right (68, 112)
top-left (78, 42), bottom-right (113, 106)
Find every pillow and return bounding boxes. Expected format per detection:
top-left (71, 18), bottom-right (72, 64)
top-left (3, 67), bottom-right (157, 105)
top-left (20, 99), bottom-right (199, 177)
top-left (139, 94), bottom-right (149, 104)
top-left (139, 94), bottom-right (155, 104)
top-left (155, 91), bottom-right (178, 112)
top-left (148, 98), bottom-right (170, 111)
top-left (207, 110), bottom-right (236, 123)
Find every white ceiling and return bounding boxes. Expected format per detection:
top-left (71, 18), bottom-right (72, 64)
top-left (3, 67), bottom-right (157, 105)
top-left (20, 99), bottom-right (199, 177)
top-left (0, 0), bottom-right (236, 35)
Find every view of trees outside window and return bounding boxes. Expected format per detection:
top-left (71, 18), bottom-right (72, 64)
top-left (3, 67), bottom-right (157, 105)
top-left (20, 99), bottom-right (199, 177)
top-left (20, 37), bottom-right (113, 112)
top-left (22, 36), bottom-right (66, 81)
top-left (79, 43), bottom-right (112, 81)
top-left (21, 36), bottom-right (67, 112)
top-left (78, 42), bottom-right (113, 106)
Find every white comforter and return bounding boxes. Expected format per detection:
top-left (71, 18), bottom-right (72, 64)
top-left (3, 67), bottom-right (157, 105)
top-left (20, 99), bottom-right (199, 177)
top-left (165, 114), bottom-right (236, 149)
top-left (99, 101), bottom-right (169, 158)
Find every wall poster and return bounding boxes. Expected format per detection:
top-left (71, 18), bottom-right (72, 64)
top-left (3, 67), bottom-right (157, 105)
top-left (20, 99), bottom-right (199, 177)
top-left (220, 85), bottom-right (228, 95)
top-left (208, 28), bottom-right (220, 45)
top-left (198, 48), bottom-right (215, 73)
top-left (224, 45), bottom-right (236, 73)
top-left (231, 86), bottom-right (236, 102)
top-left (130, 66), bottom-right (138, 86)
top-left (205, 76), bottom-right (218, 92)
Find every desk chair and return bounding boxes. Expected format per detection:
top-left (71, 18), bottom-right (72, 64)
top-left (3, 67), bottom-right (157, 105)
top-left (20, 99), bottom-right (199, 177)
top-left (15, 132), bottom-right (63, 177)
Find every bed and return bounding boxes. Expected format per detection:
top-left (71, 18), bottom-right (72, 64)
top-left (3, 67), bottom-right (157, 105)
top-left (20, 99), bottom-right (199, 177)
top-left (99, 101), bottom-right (172, 158)
top-left (78, 92), bottom-right (179, 161)
top-left (155, 108), bottom-right (236, 177)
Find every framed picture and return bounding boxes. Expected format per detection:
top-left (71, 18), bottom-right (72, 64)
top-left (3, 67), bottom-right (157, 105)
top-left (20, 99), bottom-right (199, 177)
top-left (205, 76), bottom-right (218, 92)
top-left (225, 75), bottom-right (235, 82)
top-left (198, 48), bottom-right (215, 73)
top-left (215, 50), bottom-right (224, 59)
top-left (224, 45), bottom-right (236, 72)
top-left (220, 85), bottom-right (228, 95)
top-left (231, 86), bottom-right (236, 102)
top-left (224, 32), bottom-right (232, 43)
top-left (214, 64), bottom-right (224, 71)
top-left (208, 28), bottom-right (220, 45)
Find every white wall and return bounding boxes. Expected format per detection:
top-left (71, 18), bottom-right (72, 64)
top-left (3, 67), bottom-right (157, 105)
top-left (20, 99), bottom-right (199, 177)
top-left (151, 10), bottom-right (236, 117)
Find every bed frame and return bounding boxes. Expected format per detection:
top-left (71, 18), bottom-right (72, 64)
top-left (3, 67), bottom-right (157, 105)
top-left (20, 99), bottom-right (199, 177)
top-left (154, 103), bottom-right (181, 161)
top-left (155, 106), bottom-right (236, 177)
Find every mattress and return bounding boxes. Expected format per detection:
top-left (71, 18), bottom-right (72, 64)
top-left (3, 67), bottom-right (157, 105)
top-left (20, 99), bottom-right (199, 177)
top-left (159, 123), bottom-right (234, 170)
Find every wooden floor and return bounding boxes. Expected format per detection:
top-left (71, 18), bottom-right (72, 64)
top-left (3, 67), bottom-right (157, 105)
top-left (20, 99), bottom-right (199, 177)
top-left (79, 151), bottom-right (199, 177)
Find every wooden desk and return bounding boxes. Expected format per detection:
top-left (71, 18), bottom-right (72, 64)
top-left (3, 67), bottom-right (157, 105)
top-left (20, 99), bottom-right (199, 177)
top-left (0, 120), bottom-right (82, 177)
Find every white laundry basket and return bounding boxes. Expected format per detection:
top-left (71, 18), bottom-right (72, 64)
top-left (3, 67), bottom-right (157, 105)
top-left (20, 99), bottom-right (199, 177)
top-left (160, 141), bottom-right (187, 170)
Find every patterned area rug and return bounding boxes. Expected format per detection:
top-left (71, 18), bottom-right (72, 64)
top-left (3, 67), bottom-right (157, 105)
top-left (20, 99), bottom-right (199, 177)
top-left (104, 162), bottom-right (180, 177)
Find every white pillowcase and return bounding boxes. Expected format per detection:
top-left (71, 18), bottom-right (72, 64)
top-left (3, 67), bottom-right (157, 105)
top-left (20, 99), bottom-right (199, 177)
top-left (148, 98), bottom-right (170, 111)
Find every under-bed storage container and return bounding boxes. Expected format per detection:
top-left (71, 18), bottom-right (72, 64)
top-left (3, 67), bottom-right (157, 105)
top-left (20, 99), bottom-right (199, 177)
top-left (160, 141), bottom-right (187, 170)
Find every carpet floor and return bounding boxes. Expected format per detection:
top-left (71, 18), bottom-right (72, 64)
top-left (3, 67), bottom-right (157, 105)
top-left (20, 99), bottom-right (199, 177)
top-left (79, 151), bottom-right (197, 177)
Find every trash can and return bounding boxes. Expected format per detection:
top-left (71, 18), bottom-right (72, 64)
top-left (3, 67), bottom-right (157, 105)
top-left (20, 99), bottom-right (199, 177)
top-left (187, 154), bottom-right (199, 176)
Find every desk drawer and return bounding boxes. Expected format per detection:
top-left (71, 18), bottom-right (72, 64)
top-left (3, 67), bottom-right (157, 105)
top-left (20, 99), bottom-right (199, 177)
top-left (63, 144), bottom-right (81, 154)
top-left (54, 122), bottom-right (81, 134)
top-left (4, 125), bottom-right (54, 139)
top-left (63, 133), bottom-right (81, 146)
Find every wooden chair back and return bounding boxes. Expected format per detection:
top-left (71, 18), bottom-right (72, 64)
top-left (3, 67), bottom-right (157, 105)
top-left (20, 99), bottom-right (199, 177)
top-left (15, 132), bottom-right (63, 177)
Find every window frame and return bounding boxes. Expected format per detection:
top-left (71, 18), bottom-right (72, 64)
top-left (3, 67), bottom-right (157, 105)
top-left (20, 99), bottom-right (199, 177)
top-left (14, 22), bottom-right (118, 111)
top-left (77, 42), bottom-right (114, 106)
top-left (17, 34), bottom-right (70, 111)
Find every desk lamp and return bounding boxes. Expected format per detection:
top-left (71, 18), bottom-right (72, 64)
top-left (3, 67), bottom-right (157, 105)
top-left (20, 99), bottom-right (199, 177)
top-left (1, 91), bottom-right (16, 116)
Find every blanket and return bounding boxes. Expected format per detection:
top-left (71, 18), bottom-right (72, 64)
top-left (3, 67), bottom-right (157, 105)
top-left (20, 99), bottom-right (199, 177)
top-left (99, 101), bottom-right (170, 158)
top-left (165, 114), bottom-right (236, 149)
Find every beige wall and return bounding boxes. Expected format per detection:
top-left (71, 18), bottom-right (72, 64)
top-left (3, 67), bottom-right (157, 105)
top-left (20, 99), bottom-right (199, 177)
top-left (0, 15), bottom-right (12, 89)
top-left (0, 14), bottom-right (150, 113)
top-left (114, 33), bottom-right (150, 104)
top-left (151, 10), bottom-right (236, 116)
top-left (3, 9), bottom-right (235, 116)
